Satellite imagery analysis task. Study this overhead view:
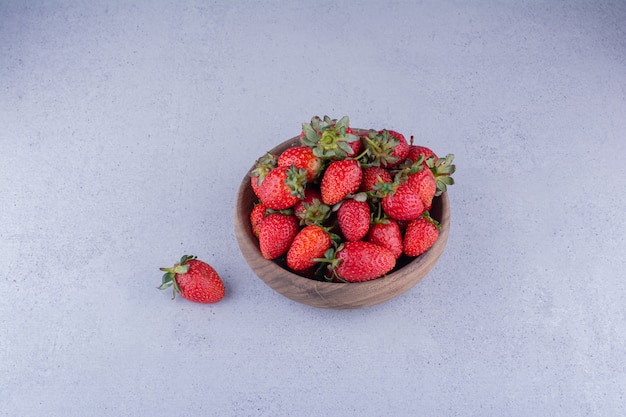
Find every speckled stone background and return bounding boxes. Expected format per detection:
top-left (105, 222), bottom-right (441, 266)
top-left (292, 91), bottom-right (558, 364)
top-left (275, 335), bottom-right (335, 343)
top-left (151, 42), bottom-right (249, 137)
top-left (1, 1), bottom-right (625, 416)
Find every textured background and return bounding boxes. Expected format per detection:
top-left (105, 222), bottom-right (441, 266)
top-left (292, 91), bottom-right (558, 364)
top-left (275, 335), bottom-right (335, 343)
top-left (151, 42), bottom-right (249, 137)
top-left (1, 1), bottom-right (625, 416)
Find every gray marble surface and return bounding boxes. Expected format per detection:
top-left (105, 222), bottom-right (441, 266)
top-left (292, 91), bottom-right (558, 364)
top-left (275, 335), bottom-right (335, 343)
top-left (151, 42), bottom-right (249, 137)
top-left (1, 1), bottom-right (625, 416)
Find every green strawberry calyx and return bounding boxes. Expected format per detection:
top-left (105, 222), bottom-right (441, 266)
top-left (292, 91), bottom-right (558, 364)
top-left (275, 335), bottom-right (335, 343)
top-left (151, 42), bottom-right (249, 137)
top-left (359, 129), bottom-right (400, 168)
top-left (266, 208), bottom-right (294, 216)
top-left (250, 153), bottom-right (278, 186)
top-left (301, 115), bottom-right (359, 159)
top-left (391, 156), bottom-right (425, 180)
top-left (284, 165), bottom-right (308, 199)
top-left (427, 154), bottom-right (456, 196)
top-left (296, 198), bottom-right (331, 226)
top-left (158, 254), bottom-right (196, 300)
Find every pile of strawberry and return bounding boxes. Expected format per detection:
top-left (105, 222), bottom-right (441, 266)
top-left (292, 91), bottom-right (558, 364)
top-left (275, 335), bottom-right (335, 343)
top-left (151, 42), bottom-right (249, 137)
top-left (248, 116), bottom-right (455, 283)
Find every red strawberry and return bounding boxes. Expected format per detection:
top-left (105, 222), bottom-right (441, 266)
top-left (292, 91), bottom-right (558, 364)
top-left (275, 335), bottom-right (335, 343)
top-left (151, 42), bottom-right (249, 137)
top-left (407, 142), bottom-right (437, 165)
top-left (257, 165), bottom-right (307, 210)
top-left (405, 166), bottom-right (437, 211)
top-left (249, 152), bottom-right (278, 199)
top-left (384, 130), bottom-right (409, 167)
top-left (158, 255), bottom-right (225, 304)
top-left (360, 166), bottom-right (392, 193)
top-left (278, 146), bottom-right (322, 182)
top-left (337, 198), bottom-right (370, 242)
top-left (381, 182), bottom-right (424, 221)
top-left (367, 218), bottom-right (403, 259)
top-left (250, 176), bottom-right (262, 199)
top-left (320, 159), bottom-right (362, 205)
top-left (403, 214), bottom-right (440, 257)
top-left (286, 225), bottom-right (333, 272)
top-left (327, 241), bottom-right (396, 282)
top-left (258, 213), bottom-right (299, 260)
top-left (250, 203), bottom-right (268, 238)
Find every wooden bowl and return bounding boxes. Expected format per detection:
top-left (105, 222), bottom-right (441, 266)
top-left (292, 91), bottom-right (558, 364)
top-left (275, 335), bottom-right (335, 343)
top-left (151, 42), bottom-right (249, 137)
top-left (234, 133), bottom-right (450, 309)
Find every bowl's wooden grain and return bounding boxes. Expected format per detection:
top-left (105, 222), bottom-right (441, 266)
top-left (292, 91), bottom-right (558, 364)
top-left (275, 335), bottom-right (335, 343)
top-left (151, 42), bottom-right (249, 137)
top-left (234, 134), bottom-right (450, 309)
